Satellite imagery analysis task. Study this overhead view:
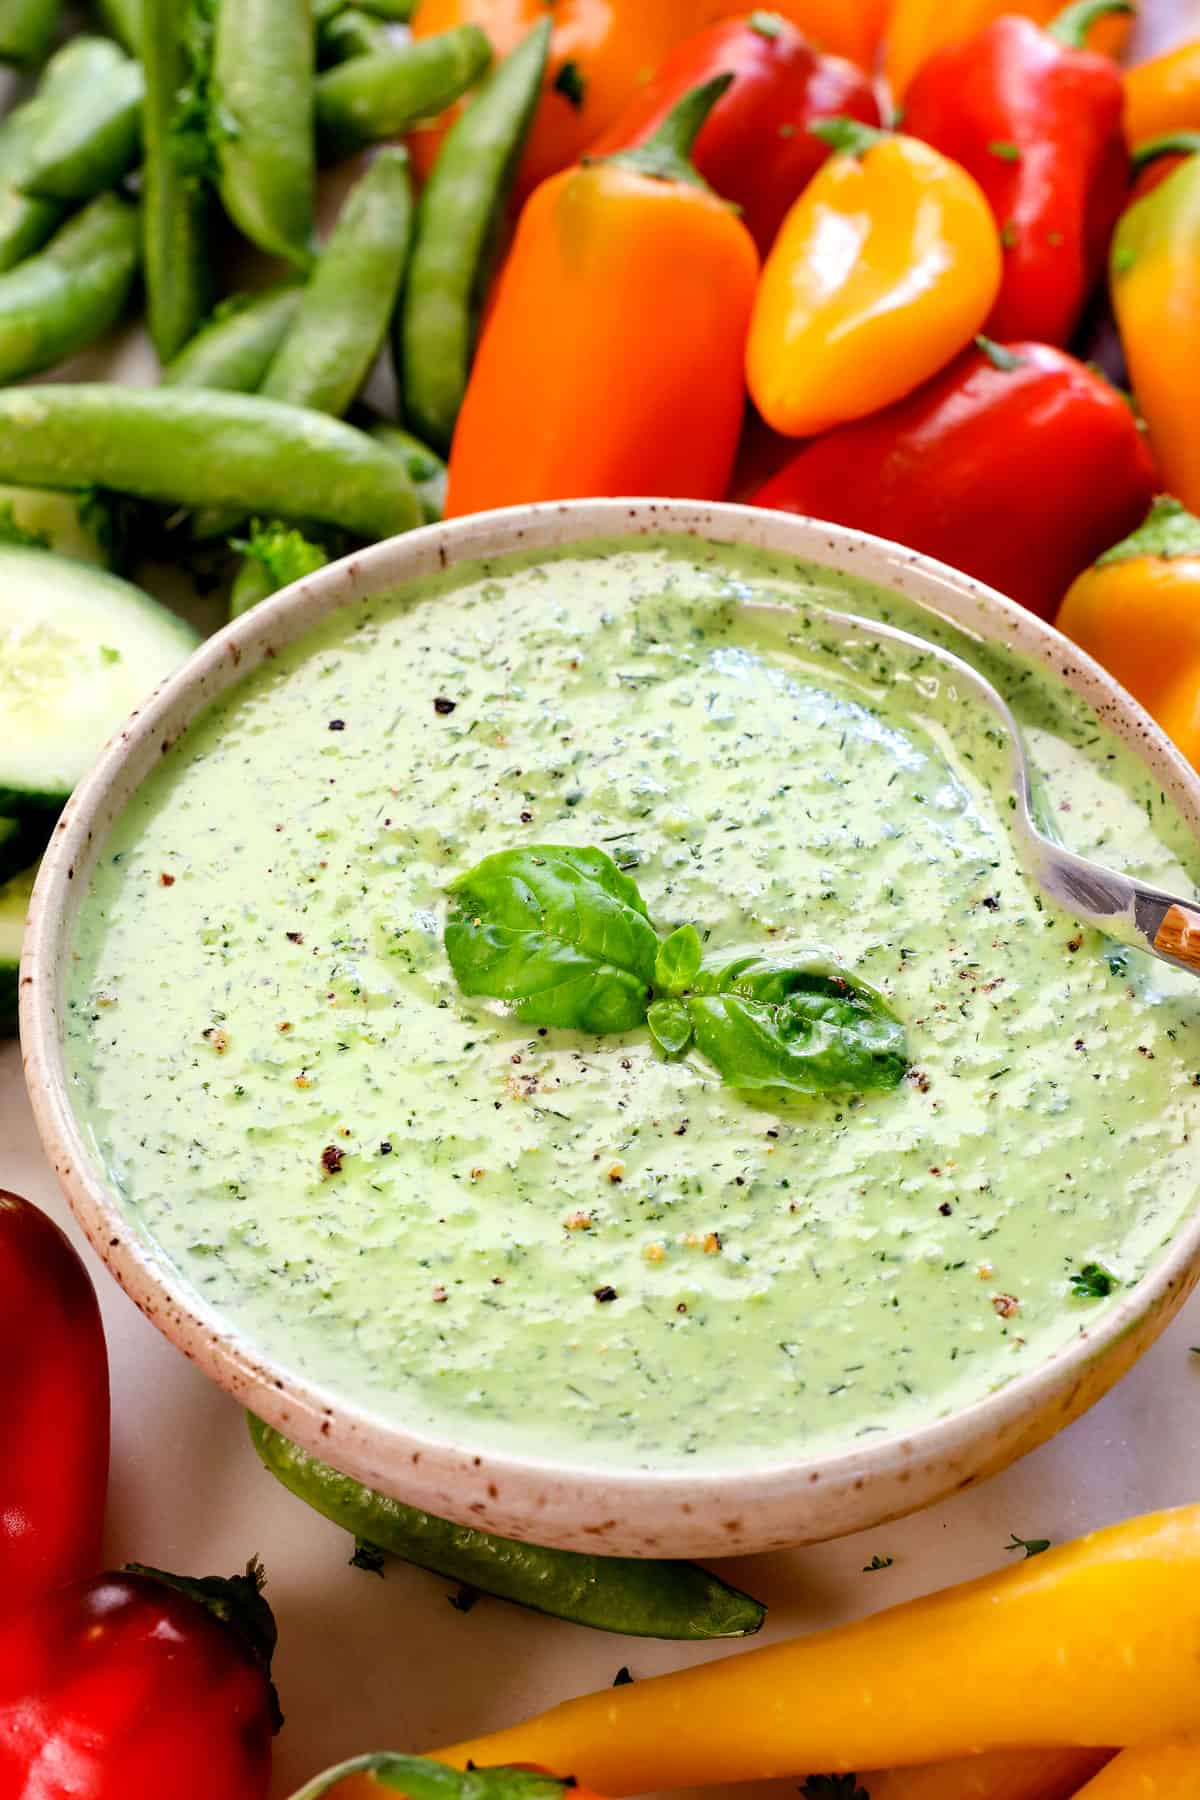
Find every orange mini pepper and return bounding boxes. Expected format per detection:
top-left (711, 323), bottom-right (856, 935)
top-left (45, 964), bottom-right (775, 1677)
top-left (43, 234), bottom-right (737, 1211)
top-left (444, 77), bottom-right (759, 517)
top-left (863, 1747), bottom-right (1114, 1799)
top-left (1057, 497), bottom-right (1200, 770)
top-left (746, 117), bottom-right (1001, 437)
top-left (408, 0), bottom-right (719, 196)
top-left (885, 0), bottom-right (1129, 99)
top-left (1125, 38), bottom-right (1200, 149)
top-left (1110, 153), bottom-right (1200, 513)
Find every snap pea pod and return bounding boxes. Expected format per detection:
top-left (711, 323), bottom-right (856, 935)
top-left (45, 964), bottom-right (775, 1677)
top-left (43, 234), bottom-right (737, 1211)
top-left (0, 0), bottom-right (61, 65)
top-left (93, 0), bottom-right (141, 51)
top-left (400, 18), bottom-right (548, 454)
top-left (262, 147), bottom-right (412, 416)
top-left (0, 37), bottom-right (118, 271)
top-left (368, 420), bottom-right (446, 522)
top-left (19, 46), bottom-right (144, 201)
top-left (249, 1416), bottom-right (766, 1640)
top-left (0, 385), bottom-right (422, 539)
top-left (0, 193), bottom-right (139, 383)
top-left (318, 6), bottom-right (391, 66)
top-left (142, 0), bottom-right (213, 362)
top-left (162, 284), bottom-right (304, 391)
top-left (213, 0), bottom-right (315, 268)
top-left (316, 26), bottom-right (491, 162)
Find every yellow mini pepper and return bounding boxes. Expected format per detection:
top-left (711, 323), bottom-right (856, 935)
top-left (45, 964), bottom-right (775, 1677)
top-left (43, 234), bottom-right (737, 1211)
top-left (1057, 497), bottom-right (1200, 769)
top-left (1125, 37), bottom-right (1200, 148)
top-left (746, 117), bottom-right (1001, 438)
top-left (1110, 154), bottom-right (1200, 515)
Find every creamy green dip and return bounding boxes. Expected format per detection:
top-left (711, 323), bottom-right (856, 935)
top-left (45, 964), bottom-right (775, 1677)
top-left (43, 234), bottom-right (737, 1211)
top-left (66, 537), bottom-right (1200, 1470)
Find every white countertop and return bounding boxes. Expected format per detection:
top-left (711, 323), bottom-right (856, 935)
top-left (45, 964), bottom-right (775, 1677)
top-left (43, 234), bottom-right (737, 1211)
top-left (7, 5), bottom-right (1200, 1791)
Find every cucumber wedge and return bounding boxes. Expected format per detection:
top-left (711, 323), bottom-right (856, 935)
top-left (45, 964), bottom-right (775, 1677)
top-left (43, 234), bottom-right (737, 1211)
top-left (0, 546), bottom-right (198, 816)
top-left (0, 861), bottom-right (35, 1036)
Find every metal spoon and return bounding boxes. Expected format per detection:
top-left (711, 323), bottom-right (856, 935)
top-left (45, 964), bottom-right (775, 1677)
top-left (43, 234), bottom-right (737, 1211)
top-left (741, 600), bottom-right (1200, 978)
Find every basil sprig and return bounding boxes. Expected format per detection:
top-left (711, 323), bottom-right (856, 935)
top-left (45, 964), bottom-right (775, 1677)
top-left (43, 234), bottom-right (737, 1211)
top-left (445, 845), bottom-right (908, 1099)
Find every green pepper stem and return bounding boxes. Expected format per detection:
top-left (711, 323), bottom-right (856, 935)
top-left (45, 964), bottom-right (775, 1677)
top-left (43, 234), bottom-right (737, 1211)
top-left (601, 72), bottom-right (734, 189)
top-left (1096, 496), bottom-right (1200, 566)
top-left (1047, 0), bottom-right (1133, 50)
top-left (808, 115), bottom-right (892, 159)
top-left (1131, 131), bottom-right (1200, 174)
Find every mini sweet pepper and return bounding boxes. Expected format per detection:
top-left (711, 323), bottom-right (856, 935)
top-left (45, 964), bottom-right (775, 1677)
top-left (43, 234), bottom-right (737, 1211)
top-left (886, 0), bottom-right (1130, 99)
top-left (903, 0), bottom-right (1132, 345)
top-left (1124, 37), bottom-right (1200, 149)
top-left (589, 11), bottom-right (881, 255)
top-left (751, 338), bottom-right (1157, 619)
top-left (445, 78), bottom-right (759, 516)
top-left (1057, 498), bottom-right (1200, 768)
top-left (745, 118), bottom-right (1001, 437)
top-left (1111, 152), bottom-right (1200, 514)
top-left (1128, 131), bottom-right (1200, 205)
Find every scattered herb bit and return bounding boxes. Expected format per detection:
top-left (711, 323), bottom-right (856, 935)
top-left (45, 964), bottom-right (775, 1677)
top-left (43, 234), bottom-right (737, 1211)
top-left (1005, 1532), bottom-right (1051, 1559)
top-left (987, 139), bottom-right (1022, 161)
top-left (593, 1284), bottom-right (619, 1303)
top-left (1112, 244), bottom-right (1136, 276)
top-left (434, 695), bottom-right (457, 715)
top-left (232, 519), bottom-right (327, 590)
top-left (448, 1584), bottom-right (480, 1613)
top-left (349, 1538), bottom-right (386, 1576)
top-left (612, 1665), bottom-right (635, 1686)
top-left (553, 60), bottom-right (586, 108)
top-left (1000, 221), bottom-right (1018, 249)
top-left (328, 719), bottom-right (345, 732)
top-left (801, 1777), bottom-right (870, 1800)
top-left (1071, 1261), bottom-right (1117, 1299)
top-left (862, 1554), bottom-right (893, 1572)
top-left (445, 845), bottom-right (908, 1099)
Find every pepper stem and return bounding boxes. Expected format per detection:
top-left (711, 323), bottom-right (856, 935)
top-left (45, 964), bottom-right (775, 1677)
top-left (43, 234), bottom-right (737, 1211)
top-left (1131, 131), bottom-right (1200, 174)
top-left (125, 1557), bottom-right (283, 1731)
top-left (1047, 0), bottom-right (1133, 50)
top-left (808, 116), bottom-right (892, 159)
top-left (601, 73), bottom-right (734, 189)
top-left (1096, 496), bottom-right (1200, 566)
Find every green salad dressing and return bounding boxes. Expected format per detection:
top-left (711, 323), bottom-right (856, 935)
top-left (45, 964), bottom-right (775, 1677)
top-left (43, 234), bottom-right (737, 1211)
top-left (66, 537), bottom-right (1200, 1469)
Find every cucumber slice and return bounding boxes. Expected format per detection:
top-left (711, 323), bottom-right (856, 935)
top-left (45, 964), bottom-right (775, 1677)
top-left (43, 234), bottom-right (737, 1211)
top-left (0, 861), bottom-right (35, 1036)
top-left (0, 483), bottom-right (115, 566)
top-left (0, 546), bottom-right (198, 816)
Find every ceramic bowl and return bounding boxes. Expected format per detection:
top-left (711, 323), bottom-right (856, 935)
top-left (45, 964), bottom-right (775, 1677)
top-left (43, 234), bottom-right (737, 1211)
top-left (22, 499), bottom-right (1200, 1559)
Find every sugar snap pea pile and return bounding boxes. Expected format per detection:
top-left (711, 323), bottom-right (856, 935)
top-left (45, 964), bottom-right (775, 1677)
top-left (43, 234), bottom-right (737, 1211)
top-left (0, 0), bottom-right (547, 597)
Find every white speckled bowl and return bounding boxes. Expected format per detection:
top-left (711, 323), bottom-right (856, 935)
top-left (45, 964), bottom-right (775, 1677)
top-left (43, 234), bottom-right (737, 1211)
top-left (22, 500), bottom-right (1200, 1558)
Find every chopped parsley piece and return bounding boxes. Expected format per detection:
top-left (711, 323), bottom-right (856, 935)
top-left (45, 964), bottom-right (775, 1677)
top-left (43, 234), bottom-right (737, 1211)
top-left (1071, 1262), bottom-right (1117, 1299)
top-left (862, 1554), bottom-right (893, 1572)
top-left (1005, 1532), bottom-right (1051, 1559)
top-left (448, 1584), bottom-right (480, 1613)
top-left (987, 140), bottom-right (1022, 161)
top-left (349, 1538), bottom-right (386, 1576)
top-left (612, 1665), bottom-right (635, 1686)
top-left (553, 60), bottom-right (586, 108)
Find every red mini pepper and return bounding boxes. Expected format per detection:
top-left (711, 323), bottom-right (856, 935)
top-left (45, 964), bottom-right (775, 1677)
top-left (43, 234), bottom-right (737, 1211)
top-left (0, 1561), bottom-right (281, 1799)
top-left (588, 10), bottom-right (880, 254)
top-left (751, 338), bottom-right (1157, 620)
top-left (0, 1191), bottom-right (109, 1615)
top-left (903, 0), bottom-right (1132, 345)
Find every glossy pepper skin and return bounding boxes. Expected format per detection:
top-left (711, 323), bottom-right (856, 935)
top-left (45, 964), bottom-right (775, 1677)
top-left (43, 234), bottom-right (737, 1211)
top-left (0, 1562), bottom-right (281, 1800)
top-left (706, 1), bottom-right (891, 72)
top-left (444, 79), bottom-right (759, 517)
top-left (903, 0), bottom-right (1131, 346)
top-left (751, 339), bottom-right (1157, 619)
top-left (886, 0), bottom-right (1129, 100)
top-left (746, 119), bottom-right (1001, 437)
top-left (588, 13), bottom-right (880, 255)
top-left (1111, 154), bottom-right (1200, 514)
top-left (1128, 132), bottom-right (1200, 205)
top-left (1124, 38), bottom-right (1200, 149)
top-left (1057, 498), bottom-right (1200, 769)
top-left (0, 1190), bottom-right (109, 1615)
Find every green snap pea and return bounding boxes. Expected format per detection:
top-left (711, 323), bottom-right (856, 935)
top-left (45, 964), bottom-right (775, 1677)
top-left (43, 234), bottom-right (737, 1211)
top-left (317, 6), bottom-right (391, 66)
top-left (93, 0), bottom-right (141, 51)
top-left (0, 193), bottom-right (138, 383)
top-left (262, 147), bottom-right (412, 416)
top-left (19, 45), bottom-right (144, 201)
top-left (213, 0), bottom-right (315, 268)
top-left (248, 1416), bottom-right (767, 1640)
top-left (0, 0), bottom-right (62, 65)
top-left (400, 18), bottom-right (548, 454)
top-left (228, 520), bottom-right (328, 616)
top-left (142, 0), bottom-right (213, 362)
top-left (316, 25), bottom-right (492, 162)
top-left (0, 384), bottom-right (422, 539)
top-left (368, 419), bottom-right (446, 523)
top-left (162, 284), bottom-right (304, 391)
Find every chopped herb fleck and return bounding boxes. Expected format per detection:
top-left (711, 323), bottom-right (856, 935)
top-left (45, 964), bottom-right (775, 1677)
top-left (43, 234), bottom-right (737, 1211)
top-left (448, 1584), bottom-right (480, 1613)
top-left (612, 1665), bottom-right (635, 1686)
top-left (349, 1538), bottom-right (386, 1576)
top-left (1005, 1532), bottom-right (1051, 1559)
top-left (862, 1553), bottom-right (893, 1572)
top-left (553, 60), bottom-right (586, 107)
top-left (987, 139), bottom-right (1022, 161)
top-left (1071, 1262), bottom-right (1117, 1299)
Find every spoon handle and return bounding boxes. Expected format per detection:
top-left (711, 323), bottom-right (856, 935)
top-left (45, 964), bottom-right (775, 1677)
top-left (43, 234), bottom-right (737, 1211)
top-left (1153, 903), bottom-right (1200, 971)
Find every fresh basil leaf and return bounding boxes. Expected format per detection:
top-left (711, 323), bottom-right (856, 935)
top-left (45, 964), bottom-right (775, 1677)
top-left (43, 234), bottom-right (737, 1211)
top-left (647, 997), bottom-right (694, 1057)
top-left (655, 923), bottom-right (702, 995)
top-left (687, 954), bottom-right (908, 1096)
top-left (445, 844), bottom-right (658, 1034)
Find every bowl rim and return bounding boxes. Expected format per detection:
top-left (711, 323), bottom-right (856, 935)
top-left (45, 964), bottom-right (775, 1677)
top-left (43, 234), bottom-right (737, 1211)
top-left (21, 496), bottom-right (1200, 1559)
